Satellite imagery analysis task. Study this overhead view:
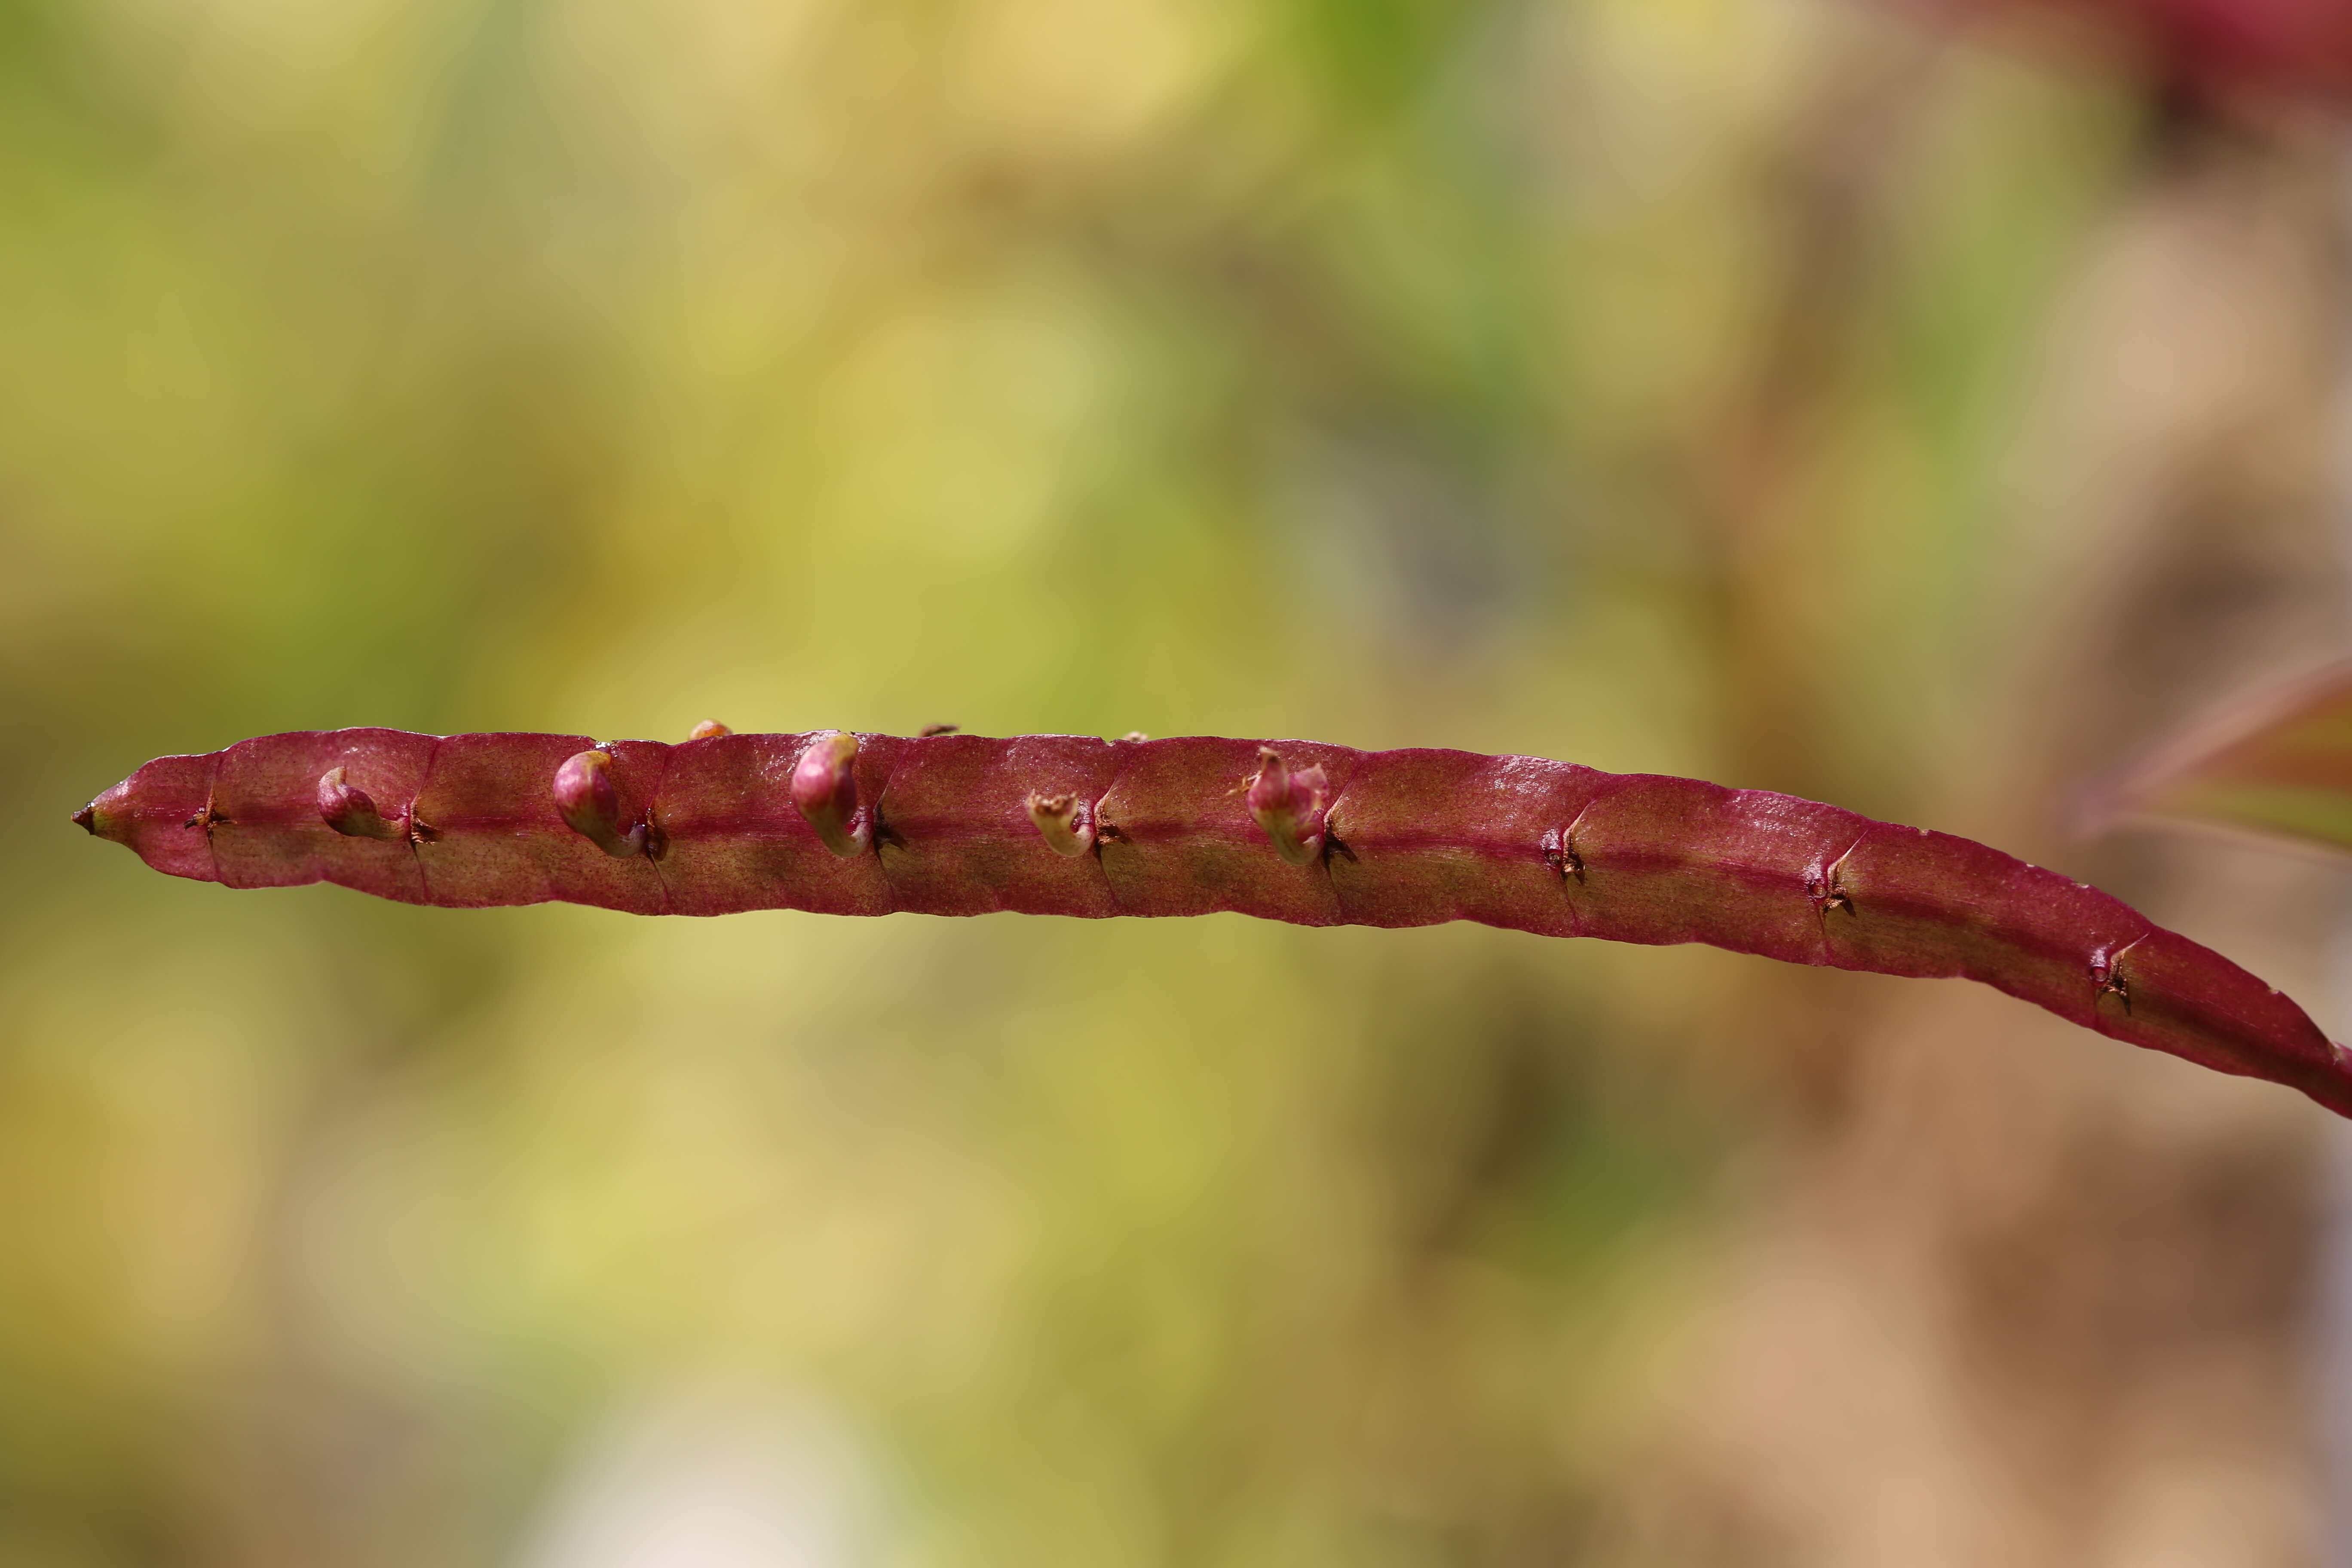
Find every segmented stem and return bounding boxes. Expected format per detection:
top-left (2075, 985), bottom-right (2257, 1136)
top-left (74, 726), bottom-right (2352, 1117)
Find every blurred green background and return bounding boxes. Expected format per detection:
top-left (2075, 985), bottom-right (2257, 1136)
top-left (8, 0), bottom-right (2350, 1563)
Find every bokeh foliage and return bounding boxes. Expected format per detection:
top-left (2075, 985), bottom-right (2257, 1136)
top-left (0, 0), bottom-right (2156, 1562)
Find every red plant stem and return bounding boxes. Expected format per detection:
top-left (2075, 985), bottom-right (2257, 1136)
top-left (74, 727), bottom-right (2352, 1116)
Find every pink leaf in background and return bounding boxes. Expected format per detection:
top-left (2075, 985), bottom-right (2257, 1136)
top-left (2091, 660), bottom-right (2352, 852)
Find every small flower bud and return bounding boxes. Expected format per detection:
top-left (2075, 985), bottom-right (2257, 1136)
top-left (689, 719), bottom-right (732, 740)
top-left (791, 731), bottom-right (867, 858)
top-left (317, 767), bottom-right (407, 840)
top-left (1246, 747), bottom-right (1330, 867)
top-left (1026, 791), bottom-right (1096, 857)
top-left (553, 749), bottom-right (649, 858)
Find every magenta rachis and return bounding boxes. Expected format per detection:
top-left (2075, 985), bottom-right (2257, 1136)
top-left (74, 725), bottom-right (2352, 1118)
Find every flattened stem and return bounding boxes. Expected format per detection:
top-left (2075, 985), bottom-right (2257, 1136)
top-left (70, 726), bottom-right (2352, 1119)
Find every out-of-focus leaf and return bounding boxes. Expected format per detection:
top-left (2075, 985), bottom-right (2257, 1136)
top-left (2096, 660), bottom-right (2352, 851)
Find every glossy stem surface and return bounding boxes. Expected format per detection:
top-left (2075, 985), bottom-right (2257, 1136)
top-left (76, 727), bottom-right (2352, 1117)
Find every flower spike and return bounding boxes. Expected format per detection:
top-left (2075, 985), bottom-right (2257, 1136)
top-left (73, 726), bottom-right (2352, 1120)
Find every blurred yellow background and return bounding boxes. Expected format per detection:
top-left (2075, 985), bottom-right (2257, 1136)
top-left (7, 0), bottom-right (2351, 1563)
